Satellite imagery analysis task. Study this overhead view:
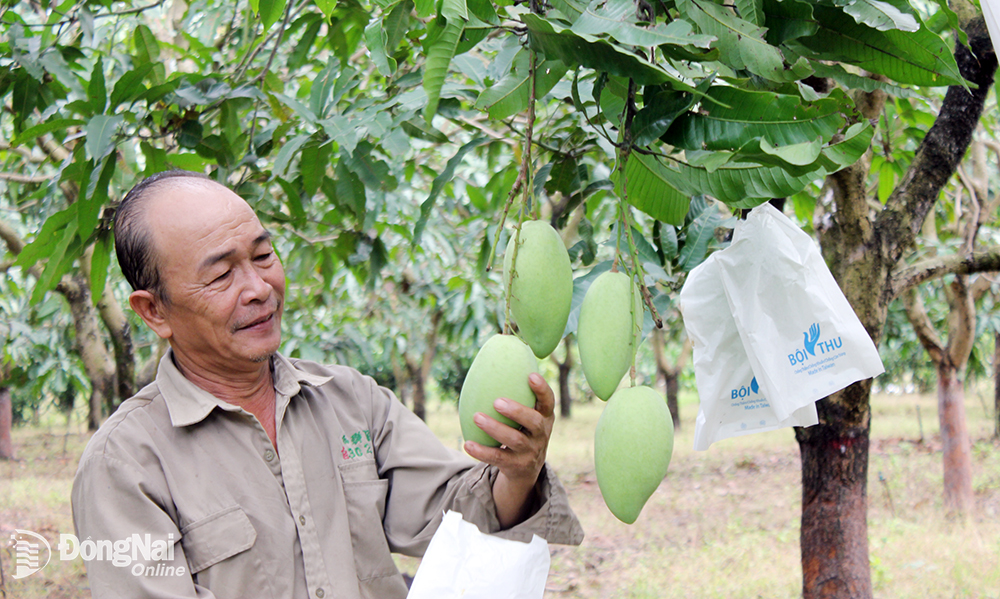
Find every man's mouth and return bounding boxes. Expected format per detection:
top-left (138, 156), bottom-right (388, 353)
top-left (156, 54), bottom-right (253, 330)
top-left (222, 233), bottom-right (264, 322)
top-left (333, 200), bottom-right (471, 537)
top-left (234, 304), bottom-right (281, 332)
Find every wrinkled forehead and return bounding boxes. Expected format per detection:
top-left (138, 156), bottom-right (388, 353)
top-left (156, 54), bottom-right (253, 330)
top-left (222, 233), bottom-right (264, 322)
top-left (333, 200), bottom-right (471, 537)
top-left (143, 179), bottom-right (264, 266)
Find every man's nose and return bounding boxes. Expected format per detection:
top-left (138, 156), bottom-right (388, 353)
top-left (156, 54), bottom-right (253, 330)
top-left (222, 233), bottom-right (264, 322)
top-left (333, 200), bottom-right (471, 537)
top-left (242, 264), bottom-right (273, 303)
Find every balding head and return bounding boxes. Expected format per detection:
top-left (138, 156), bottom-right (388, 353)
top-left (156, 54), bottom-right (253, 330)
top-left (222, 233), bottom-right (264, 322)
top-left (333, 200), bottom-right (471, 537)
top-left (115, 170), bottom-right (212, 302)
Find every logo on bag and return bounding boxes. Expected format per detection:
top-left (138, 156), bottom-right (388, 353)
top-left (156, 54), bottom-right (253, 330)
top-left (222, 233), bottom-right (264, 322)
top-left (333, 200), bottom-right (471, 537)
top-left (789, 323), bottom-right (845, 370)
top-left (731, 377), bottom-right (760, 400)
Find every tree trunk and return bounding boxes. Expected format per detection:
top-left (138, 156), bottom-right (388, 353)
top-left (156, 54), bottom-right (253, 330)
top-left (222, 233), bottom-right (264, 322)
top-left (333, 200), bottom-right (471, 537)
top-left (652, 328), bottom-right (688, 430)
top-left (411, 366), bottom-right (427, 421)
top-left (551, 335), bottom-right (573, 418)
top-left (938, 364), bottom-right (974, 516)
top-left (58, 275), bottom-right (117, 430)
top-left (664, 373), bottom-right (680, 430)
top-left (0, 386), bottom-right (13, 460)
top-left (994, 331), bottom-right (1000, 439)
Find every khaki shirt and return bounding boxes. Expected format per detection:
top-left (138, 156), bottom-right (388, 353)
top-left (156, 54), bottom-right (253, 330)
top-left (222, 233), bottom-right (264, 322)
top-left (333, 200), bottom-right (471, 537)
top-left (72, 351), bottom-right (583, 599)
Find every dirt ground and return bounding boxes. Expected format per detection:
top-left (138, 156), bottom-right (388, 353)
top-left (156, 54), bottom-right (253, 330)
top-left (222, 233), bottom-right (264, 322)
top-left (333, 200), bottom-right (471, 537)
top-left (3, 390), bottom-right (999, 598)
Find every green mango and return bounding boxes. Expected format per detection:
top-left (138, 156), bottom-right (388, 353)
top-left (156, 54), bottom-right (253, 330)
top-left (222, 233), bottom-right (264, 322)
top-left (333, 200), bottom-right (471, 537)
top-left (577, 270), bottom-right (643, 400)
top-left (503, 220), bottom-right (573, 359)
top-left (459, 334), bottom-right (539, 447)
top-left (595, 385), bottom-right (674, 524)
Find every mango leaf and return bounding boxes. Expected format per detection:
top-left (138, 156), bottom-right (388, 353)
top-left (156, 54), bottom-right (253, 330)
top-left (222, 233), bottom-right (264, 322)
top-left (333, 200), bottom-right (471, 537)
top-left (631, 79), bottom-right (708, 147)
top-left (836, 0), bottom-right (918, 32)
top-left (790, 4), bottom-right (963, 86)
top-left (474, 50), bottom-right (567, 120)
top-left (273, 133), bottom-right (311, 178)
top-left (132, 25), bottom-right (160, 65)
top-left (10, 118), bottom-right (84, 147)
top-left (762, 0), bottom-right (818, 45)
top-left (522, 13), bottom-right (677, 86)
top-left (89, 232), bottom-right (112, 305)
top-left (423, 17), bottom-right (465, 123)
top-left (334, 159), bottom-right (367, 221)
top-left (14, 205), bottom-right (77, 271)
top-left (364, 18), bottom-right (396, 77)
top-left (320, 115), bottom-right (360, 155)
top-left (385, 1), bottom-right (414, 50)
top-left (663, 122), bottom-right (874, 207)
top-left (663, 87), bottom-right (846, 152)
top-left (109, 64), bottom-right (154, 108)
top-left (87, 58), bottom-right (107, 115)
top-left (300, 137), bottom-right (332, 197)
top-left (257, 0), bottom-right (287, 34)
top-left (413, 136), bottom-right (489, 245)
top-left (808, 61), bottom-right (919, 98)
top-left (84, 114), bottom-right (123, 160)
top-left (310, 57), bottom-right (340, 119)
top-left (679, 0), bottom-right (788, 82)
top-left (315, 0), bottom-right (337, 18)
top-left (734, 0), bottom-right (765, 25)
top-left (442, 0), bottom-right (468, 22)
top-left (678, 206), bottom-right (722, 271)
top-left (571, 0), bottom-right (715, 49)
top-left (612, 152), bottom-right (691, 226)
top-left (343, 142), bottom-right (396, 192)
top-left (30, 220), bottom-right (79, 305)
top-left (760, 137), bottom-right (822, 166)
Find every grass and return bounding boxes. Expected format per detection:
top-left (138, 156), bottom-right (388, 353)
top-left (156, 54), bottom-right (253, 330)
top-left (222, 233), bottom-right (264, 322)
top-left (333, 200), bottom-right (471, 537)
top-left (3, 388), bottom-right (999, 598)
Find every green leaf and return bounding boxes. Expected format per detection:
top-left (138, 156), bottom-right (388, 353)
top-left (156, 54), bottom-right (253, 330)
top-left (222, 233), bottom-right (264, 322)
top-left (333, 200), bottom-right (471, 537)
top-left (30, 220), bottom-right (79, 305)
top-left (571, 0), bottom-right (715, 48)
top-left (413, 137), bottom-right (489, 245)
top-left (320, 115), bottom-right (360, 156)
top-left (808, 61), bottom-right (919, 97)
top-left (734, 0), bottom-right (764, 26)
top-left (632, 85), bottom-right (700, 147)
top-left (663, 87), bottom-right (847, 151)
top-left (678, 207), bottom-right (722, 271)
top-left (84, 114), bottom-right (123, 160)
top-left (679, 0), bottom-right (788, 82)
top-left (385, 1), bottom-right (414, 51)
top-left (273, 133), bottom-right (311, 178)
top-left (762, 0), bottom-right (818, 45)
top-left (613, 152), bottom-right (691, 226)
top-left (837, 0), bottom-right (918, 32)
top-left (89, 233), bottom-right (112, 305)
top-left (400, 118), bottom-right (449, 143)
top-left (109, 64), bottom-right (154, 109)
top-left (791, 4), bottom-right (963, 86)
top-left (878, 159), bottom-right (896, 203)
top-left (14, 205), bottom-right (77, 271)
top-left (300, 138), bottom-right (332, 197)
top-left (133, 25), bottom-right (160, 65)
top-left (88, 57), bottom-right (107, 115)
top-left (442, 0), bottom-right (468, 22)
top-left (423, 17), bottom-right (465, 123)
top-left (258, 0), bottom-right (287, 33)
top-left (316, 0), bottom-right (337, 18)
top-left (365, 18), bottom-right (397, 77)
top-left (310, 57), bottom-right (340, 119)
top-left (760, 137), bottom-right (822, 166)
top-left (335, 159), bottom-right (367, 221)
top-left (523, 13), bottom-right (679, 86)
top-left (474, 50), bottom-right (567, 120)
top-left (10, 118), bottom-right (84, 147)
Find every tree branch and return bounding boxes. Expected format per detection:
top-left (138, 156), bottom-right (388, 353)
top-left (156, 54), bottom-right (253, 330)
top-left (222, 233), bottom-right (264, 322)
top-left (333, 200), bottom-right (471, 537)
top-left (945, 275), bottom-right (976, 367)
top-left (876, 16), bottom-right (998, 264)
top-left (890, 246), bottom-right (1000, 297)
top-left (902, 288), bottom-right (945, 364)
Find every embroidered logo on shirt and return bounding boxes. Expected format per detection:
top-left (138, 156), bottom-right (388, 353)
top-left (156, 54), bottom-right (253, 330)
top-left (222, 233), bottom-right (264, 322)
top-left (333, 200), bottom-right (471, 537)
top-left (341, 429), bottom-right (373, 460)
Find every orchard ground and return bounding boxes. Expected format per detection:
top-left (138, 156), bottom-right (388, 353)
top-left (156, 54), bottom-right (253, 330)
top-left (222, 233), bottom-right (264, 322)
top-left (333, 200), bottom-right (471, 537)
top-left (3, 386), bottom-right (998, 598)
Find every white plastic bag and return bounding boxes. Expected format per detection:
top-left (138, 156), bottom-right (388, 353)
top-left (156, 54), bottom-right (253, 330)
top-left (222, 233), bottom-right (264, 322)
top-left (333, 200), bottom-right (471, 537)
top-left (715, 204), bottom-right (884, 417)
top-left (983, 0), bottom-right (1000, 59)
top-left (407, 511), bottom-right (550, 599)
top-left (680, 254), bottom-right (818, 451)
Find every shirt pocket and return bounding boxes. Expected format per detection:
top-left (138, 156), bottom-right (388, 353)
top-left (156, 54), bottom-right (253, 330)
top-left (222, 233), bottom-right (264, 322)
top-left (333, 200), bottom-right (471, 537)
top-left (338, 458), bottom-right (398, 582)
top-left (181, 506), bottom-right (274, 598)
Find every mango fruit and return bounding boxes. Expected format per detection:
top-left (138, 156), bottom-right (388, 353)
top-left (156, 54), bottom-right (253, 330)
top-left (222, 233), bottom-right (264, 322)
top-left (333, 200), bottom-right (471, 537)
top-left (503, 220), bottom-right (573, 359)
top-left (594, 385), bottom-right (674, 524)
top-left (577, 270), bottom-right (643, 400)
top-left (459, 334), bottom-right (539, 447)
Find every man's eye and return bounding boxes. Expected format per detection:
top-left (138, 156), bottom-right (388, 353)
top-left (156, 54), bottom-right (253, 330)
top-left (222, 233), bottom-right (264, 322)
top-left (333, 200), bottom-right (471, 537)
top-left (212, 270), bottom-right (232, 283)
top-left (254, 252), bottom-right (273, 262)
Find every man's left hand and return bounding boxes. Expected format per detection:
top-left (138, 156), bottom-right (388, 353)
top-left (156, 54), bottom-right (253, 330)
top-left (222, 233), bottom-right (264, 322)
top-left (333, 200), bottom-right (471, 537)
top-left (463, 372), bottom-right (555, 528)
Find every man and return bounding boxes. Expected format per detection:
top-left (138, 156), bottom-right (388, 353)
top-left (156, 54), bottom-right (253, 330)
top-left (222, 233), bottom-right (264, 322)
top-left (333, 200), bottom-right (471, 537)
top-left (71, 170), bottom-right (583, 599)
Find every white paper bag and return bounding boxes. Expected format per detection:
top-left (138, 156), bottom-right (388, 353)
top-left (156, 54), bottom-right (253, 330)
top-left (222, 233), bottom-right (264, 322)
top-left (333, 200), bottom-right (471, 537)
top-left (407, 511), bottom-right (550, 599)
top-left (715, 204), bottom-right (884, 418)
top-left (680, 254), bottom-right (818, 451)
top-left (982, 0), bottom-right (1000, 59)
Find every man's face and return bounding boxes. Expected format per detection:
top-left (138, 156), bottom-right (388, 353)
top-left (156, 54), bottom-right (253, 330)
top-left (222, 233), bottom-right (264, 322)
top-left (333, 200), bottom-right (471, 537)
top-left (144, 180), bottom-right (285, 373)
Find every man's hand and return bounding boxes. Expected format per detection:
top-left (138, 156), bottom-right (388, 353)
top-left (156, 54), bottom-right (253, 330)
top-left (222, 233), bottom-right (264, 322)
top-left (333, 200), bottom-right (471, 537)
top-left (463, 373), bottom-right (555, 529)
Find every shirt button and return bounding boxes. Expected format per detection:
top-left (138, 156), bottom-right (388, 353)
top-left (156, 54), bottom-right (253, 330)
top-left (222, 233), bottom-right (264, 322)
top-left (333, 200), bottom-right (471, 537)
top-left (264, 449), bottom-right (275, 462)
top-left (315, 589), bottom-right (325, 598)
top-left (299, 515), bottom-right (306, 526)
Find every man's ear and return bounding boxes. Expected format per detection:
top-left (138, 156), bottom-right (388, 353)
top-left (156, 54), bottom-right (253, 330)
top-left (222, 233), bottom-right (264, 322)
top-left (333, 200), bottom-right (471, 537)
top-left (129, 290), bottom-right (172, 340)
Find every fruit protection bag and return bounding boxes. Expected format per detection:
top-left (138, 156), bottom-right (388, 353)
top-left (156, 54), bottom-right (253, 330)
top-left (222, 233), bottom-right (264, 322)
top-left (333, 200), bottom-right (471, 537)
top-left (407, 510), bottom-right (550, 599)
top-left (715, 203), bottom-right (884, 418)
top-left (680, 254), bottom-right (818, 451)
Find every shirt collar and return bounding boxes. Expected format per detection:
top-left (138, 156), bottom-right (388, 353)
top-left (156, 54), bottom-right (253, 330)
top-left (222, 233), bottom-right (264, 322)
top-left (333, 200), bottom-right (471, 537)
top-left (157, 349), bottom-right (335, 427)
